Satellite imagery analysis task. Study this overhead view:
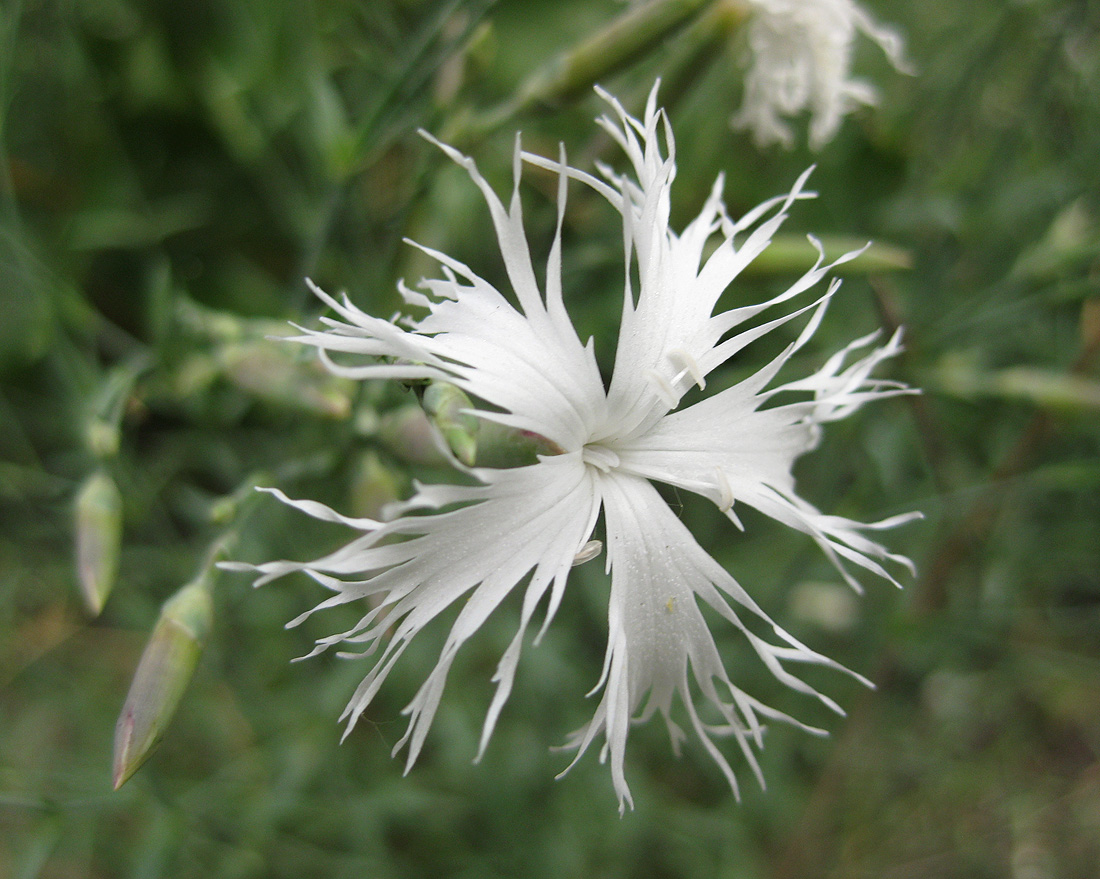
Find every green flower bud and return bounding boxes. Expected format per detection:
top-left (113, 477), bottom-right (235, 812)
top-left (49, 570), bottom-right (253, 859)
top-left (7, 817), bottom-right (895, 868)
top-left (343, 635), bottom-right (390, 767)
top-left (350, 451), bottom-right (402, 520)
top-left (112, 577), bottom-right (213, 790)
top-left (470, 421), bottom-right (563, 469)
top-left (74, 470), bottom-right (123, 617)
top-left (421, 382), bottom-right (479, 466)
top-left (85, 418), bottom-right (121, 460)
top-left (379, 405), bottom-right (451, 466)
top-left (219, 340), bottom-right (354, 419)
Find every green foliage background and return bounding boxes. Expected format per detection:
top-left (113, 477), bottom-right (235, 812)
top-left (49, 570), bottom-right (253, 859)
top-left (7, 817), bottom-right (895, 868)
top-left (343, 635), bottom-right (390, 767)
top-left (3, 0), bottom-right (1099, 876)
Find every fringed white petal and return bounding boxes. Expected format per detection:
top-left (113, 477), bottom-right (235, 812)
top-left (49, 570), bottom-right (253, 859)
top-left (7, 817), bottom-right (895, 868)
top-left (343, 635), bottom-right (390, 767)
top-left (532, 86), bottom-right (862, 444)
top-left (235, 454), bottom-right (600, 767)
top-left (556, 473), bottom-right (861, 813)
top-left (295, 133), bottom-right (608, 451)
top-left (615, 326), bottom-right (919, 593)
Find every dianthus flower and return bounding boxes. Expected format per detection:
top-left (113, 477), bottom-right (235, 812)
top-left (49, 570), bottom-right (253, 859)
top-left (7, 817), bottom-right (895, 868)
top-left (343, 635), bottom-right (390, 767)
top-left (733, 0), bottom-right (910, 149)
top-left (230, 84), bottom-right (918, 812)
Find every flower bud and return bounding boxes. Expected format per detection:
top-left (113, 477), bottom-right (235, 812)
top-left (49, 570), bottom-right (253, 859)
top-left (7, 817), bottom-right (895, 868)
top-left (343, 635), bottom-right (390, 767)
top-left (349, 451), bottom-right (402, 519)
top-left (421, 382), bottom-right (479, 466)
top-left (112, 576), bottom-right (213, 790)
top-left (85, 418), bottom-right (121, 460)
top-left (74, 470), bottom-right (123, 616)
top-left (379, 405), bottom-right (451, 466)
top-left (470, 421), bottom-right (562, 469)
top-left (219, 340), bottom-right (354, 419)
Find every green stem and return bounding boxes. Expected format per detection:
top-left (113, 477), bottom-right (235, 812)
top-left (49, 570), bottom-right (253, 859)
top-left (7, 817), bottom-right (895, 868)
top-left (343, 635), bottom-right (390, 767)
top-left (446, 0), bottom-right (726, 146)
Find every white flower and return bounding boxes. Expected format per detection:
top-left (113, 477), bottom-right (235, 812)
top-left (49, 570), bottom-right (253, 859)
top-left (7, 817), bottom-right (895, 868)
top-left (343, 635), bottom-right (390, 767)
top-left (733, 0), bottom-right (911, 149)
top-left (231, 84), bottom-right (918, 812)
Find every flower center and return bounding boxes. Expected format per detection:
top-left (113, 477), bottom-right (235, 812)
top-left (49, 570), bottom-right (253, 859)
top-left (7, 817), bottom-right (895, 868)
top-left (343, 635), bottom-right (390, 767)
top-left (582, 443), bottom-right (620, 473)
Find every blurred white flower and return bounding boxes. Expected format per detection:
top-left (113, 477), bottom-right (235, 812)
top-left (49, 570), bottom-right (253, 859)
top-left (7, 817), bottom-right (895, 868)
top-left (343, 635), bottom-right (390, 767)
top-left (230, 84), bottom-right (918, 812)
top-left (733, 0), bottom-right (910, 148)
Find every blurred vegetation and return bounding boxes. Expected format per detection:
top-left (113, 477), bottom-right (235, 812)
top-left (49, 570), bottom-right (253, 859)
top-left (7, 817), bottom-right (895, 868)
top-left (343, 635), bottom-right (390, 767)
top-left (2, 0), bottom-right (1099, 876)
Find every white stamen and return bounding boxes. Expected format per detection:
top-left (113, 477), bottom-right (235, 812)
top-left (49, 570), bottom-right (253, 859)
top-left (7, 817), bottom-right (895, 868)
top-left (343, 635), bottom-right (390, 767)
top-left (572, 540), bottom-right (603, 566)
top-left (646, 369), bottom-right (679, 406)
top-left (670, 347), bottom-right (706, 390)
top-left (715, 467), bottom-right (734, 512)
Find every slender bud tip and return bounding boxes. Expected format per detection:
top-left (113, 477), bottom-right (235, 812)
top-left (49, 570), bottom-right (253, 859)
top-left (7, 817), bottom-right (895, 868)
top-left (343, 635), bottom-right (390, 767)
top-left (75, 471), bottom-right (123, 617)
top-left (111, 579), bottom-right (213, 789)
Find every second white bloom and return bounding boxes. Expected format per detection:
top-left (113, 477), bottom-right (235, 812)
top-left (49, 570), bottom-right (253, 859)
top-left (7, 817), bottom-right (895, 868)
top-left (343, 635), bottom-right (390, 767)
top-left (734, 0), bottom-right (910, 148)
